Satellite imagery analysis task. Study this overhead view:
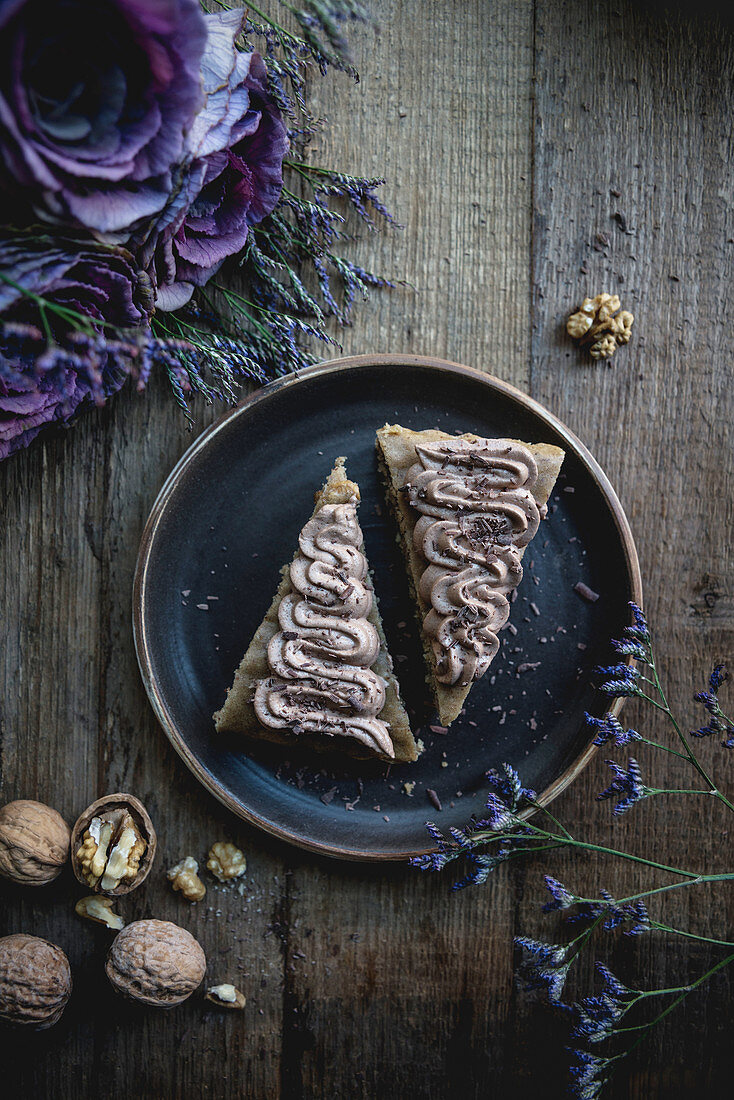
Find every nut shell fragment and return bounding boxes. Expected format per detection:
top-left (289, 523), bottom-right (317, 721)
top-left (71, 794), bottom-right (156, 896)
top-left (0, 934), bottom-right (72, 1029)
top-left (0, 800), bottom-right (70, 886)
top-left (206, 983), bottom-right (246, 1009)
top-left (106, 919), bottom-right (206, 1007)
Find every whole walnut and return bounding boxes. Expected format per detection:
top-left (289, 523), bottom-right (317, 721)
top-left (0, 800), bottom-right (70, 886)
top-left (106, 919), bottom-right (206, 1007)
top-left (0, 934), bottom-right (72, 1029)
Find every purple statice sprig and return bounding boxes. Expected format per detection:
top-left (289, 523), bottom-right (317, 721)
top-left (585, 712), bottom-right (642, 748)
top-left (543, 878), bottom-right (650, 936)
top-left (594, 603), bottom-right (651, 697)
top-left (596, 758), bottom-right (650, 816)
top-left (691, 664), bottom-right (734, 748)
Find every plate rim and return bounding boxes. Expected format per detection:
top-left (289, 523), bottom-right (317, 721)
top-left (132, 353), bottom-right (642, 862)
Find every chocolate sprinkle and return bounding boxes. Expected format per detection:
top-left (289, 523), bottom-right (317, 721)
top-left (426, 788), bottom-right (443, 812)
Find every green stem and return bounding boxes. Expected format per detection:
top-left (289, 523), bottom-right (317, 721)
top-left (619, 952), bottom-right (734, 1053)
top-left (638, 736), bottom-right (691, 761)
top-left (650, 658), bottom-right (734, 815)
top-left (650, 921), bottom-right (734, 948)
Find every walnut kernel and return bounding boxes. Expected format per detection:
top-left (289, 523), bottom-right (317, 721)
top-left (71, 794), bottom-right (156, 895)
top-left (0, 934), bottom-right (72, 1028)
top-left (75, 895), bottom-right (125, 930)
top-left (566, 293), bottom-right (634, 361)
top-left (0, 799), bottom-right (70, 886)
top-left (207, 842), bottom-right (246, 883)
top-left (168, 856), bottom-right (206, 901)
top-left (206, 983), bottom-right (246, 1010)
top-left (106, 919), bottom-right (206, 1007)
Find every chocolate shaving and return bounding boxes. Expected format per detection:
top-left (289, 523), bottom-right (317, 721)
top-left (517, 661), bottom-right (541, 674)
top-left (320, 787), bottom-right (337, 805)
top-left (426, 789), bottom-right (443, 812)
top-left (574, 582), bottom-right (600, 602)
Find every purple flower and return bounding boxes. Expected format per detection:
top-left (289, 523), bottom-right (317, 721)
top-left (596, 758), bottom-right (649, 816)
top-left (585, 711), bottom-right (642, 747)
top-left (515, 936), bottom-right (572, 1003)
top-left (0, 232), bottom-right (152, 459)
top-left (691, 663), bottom-right (734, 746)
top-left (138, 11), bottom-right (289, 311)
top-left (0, 0), bottom-right (207, 234)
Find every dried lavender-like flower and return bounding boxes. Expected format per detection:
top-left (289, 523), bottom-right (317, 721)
top-left (515, 936), bottom-right (571, 1003)
top-left (596, 758), bottom-right (648, 816)
top-left (593, 662), bottom-right (641, 697)
top-left (567, 1048), bottom-right (610, 1100)
top-left (485, 763), bottom-right (537, 810)
top-left (542, 875), bottom-right (576, 912)
top-left (585, 712), bottom-right (642, 747)
top-left (691, 663), bottom-right (734, 747)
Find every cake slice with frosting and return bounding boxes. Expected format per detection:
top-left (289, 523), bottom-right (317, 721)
top-left (376, 425), bottom-right (565, 727)
top-left (214, 458), bottom-right (419, 763)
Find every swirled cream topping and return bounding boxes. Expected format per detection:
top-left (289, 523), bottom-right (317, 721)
top-left (253, 501), bottom-right (394, 757)
top-left (405, 438), bottom-right (541, 687)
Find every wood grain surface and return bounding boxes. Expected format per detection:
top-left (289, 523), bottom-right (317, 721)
top-left (1, 1), bottom-right (733, 1097)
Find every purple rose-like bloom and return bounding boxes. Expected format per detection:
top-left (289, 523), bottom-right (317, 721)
top-left (0, 0), bottom-right (206, 235)
top-left (0, 233), bottom-right (152, 459)
top-left (140, 11), bottom-right (289, 311)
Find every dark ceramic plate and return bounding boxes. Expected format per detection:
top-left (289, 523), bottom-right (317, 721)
top-left (133, 355), bottom-right (641, 861)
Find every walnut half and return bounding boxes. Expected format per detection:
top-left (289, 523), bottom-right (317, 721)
top-left (75, 895), bottom-right (125, 931)
top-left (207, 842), bottom-right (246, 883)
top-left (71, 794), bottom-right (156, 896)
top-left (566, 293), bottom-right (634, 361)
top-left (167, 856), bottom-right (206, 902)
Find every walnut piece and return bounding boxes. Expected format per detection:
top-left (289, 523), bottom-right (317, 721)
top-left (0, 799), bottom-right (70, 886)
top-left (106, 919), bottom-right (206, 1007)
top-left (206, 983), bottom-right (246, 1010)
top-left (75, 895), bottom-right (125, 931)
top-left (566, 293), bottom-right (634, 361)
top-left (0, 934), bottom-right (72, 1028)
top-left (207, 842), bottom-right (246, 883)
top-left (168, 856), bottom-right (206, 901)
top-left (71, 794), bottom-right (156, 895)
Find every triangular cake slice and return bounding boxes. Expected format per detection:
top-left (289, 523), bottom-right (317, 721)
top-left (376, 425), bottom-right (565, 727)
top-left (214, 457), bottom-right (419, 763)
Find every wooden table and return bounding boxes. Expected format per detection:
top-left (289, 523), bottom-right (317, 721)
top-left (2, 2), bottom-right (733, 1096)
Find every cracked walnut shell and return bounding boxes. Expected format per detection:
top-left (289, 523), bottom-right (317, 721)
top-left (167, 856), bottom-right (206, 902)
top-left (207, 842), bottom-right (246, 883)
top-left (106, 919), bottom-right (206, 1007)
top-left (0, 799), bottom-right (70, 886)
top-left (0, 934), bottom-right (72, 1029)
top-left (71, 794), bottom-right (156, 896)
top-left (206, 983), bottom-right (246, 1009)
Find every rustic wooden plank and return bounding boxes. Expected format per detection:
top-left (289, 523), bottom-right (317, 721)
top-left (528, 1), bottom-right (734, 1097)
top-left (308, 0), bottom-right (534, 386)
